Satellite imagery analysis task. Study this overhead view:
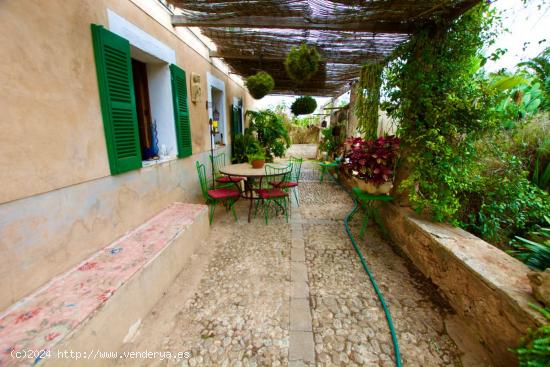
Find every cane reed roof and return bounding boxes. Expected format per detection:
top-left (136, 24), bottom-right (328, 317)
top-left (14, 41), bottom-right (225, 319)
top-left (168, 0), bottom-right (480, 96)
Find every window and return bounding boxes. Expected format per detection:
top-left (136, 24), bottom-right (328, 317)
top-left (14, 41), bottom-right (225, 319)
top-left (131, 59), bottom-right (155, 160)
top-left (91, 24), bottom-right (192, 175)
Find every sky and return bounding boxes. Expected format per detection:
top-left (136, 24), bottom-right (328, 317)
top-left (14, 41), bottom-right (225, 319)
top-left (254, 0), bottom-right (549, 113)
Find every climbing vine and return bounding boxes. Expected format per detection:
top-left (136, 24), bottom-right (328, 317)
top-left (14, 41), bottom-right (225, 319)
top-left (382, 3), bottom-right (500, 221)
top-left (355, 62), bottom-right (384, 140)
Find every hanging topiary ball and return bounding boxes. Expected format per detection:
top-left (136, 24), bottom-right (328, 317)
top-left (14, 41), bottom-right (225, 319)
top-left (291, 96), bottom-right (317, 115)
top-left (245, 71), bottom-right (275, 99)
top-left (284, 43), bottom-right (321, 83)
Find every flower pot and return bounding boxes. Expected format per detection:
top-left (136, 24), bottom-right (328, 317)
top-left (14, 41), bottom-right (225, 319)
top-left (251, 159), bottom-right (265, 169)
top-left (355, 178), bottom-right (393, 195)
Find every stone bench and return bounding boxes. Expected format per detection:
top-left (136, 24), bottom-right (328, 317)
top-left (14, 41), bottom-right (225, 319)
top-left (0, 202), bottom-right (208, 366)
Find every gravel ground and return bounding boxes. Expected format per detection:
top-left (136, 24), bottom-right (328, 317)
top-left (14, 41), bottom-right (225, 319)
top-left (116, 162), bottom-right (482, 366)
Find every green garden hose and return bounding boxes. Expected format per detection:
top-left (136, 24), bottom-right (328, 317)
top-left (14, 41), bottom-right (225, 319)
top-left (336, 175), bottom-right (403, 367)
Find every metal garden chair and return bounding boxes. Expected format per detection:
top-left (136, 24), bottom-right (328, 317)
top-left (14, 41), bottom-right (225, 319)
top-left (196, 161), bottom-right (240, 224)
top-left (256, 163), bottom-right (291, 224)
top-left (269, 156), bottom-right (303, 206)
top-left (210, 152), bottom-right (243, 188)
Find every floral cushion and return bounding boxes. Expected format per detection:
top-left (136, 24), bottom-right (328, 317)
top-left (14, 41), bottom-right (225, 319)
top-left (0, 203), bottom-right (206, 366)
top-left (208, 188), bottom-right (240, 199)
top-left (216, 175), bottom-right (244, 183)
top-left (257, 188), bottom-right (288, 199)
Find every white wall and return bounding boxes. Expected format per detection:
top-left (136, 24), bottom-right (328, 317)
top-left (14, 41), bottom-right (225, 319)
top-left (147, 63), bottom-right (178, 157)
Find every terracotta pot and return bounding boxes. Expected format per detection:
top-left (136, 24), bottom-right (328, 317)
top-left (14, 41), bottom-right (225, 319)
top-left (355, 178), bottom-right (393, 195)
top-left (251, 159), bottom-right (265, 169)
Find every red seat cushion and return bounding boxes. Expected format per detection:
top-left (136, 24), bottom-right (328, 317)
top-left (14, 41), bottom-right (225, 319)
top-left (208, 188), bottom-right (240, 199)
top-left (216, 175), bottom-right (244, 183)
top-left (257, 188), bottom-right (289, 199)
top-left (269, 181), bottom-right (298, 188)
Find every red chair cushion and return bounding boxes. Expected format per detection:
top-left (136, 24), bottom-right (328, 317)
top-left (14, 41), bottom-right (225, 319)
top-left (216, 175), bottom-right (244, 183)
top-left (208, 188), bottom-right (240, 199)
top-left (257, 188), bottom-right (289, 199)
top-left (269, 181), bottom-right (298, 188)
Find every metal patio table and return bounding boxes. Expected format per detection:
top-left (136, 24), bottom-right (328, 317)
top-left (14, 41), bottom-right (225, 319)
top-left (219, 162), bottom-right (292, 223)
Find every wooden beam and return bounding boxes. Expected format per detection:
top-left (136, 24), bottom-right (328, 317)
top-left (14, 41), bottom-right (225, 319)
top-left (172, 15), bottom-right (412, 33)
top-left (209, 51), bottom-right (367, 65)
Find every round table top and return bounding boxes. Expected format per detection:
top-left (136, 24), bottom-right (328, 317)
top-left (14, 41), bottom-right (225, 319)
top-left (219, 162), bottom-right (291, 178)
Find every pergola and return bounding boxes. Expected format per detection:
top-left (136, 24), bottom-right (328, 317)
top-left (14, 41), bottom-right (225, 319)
top-left (168, 0), bottom-right (480, 96)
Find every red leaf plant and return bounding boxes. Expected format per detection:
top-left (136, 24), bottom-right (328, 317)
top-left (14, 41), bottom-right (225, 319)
top-left (343, 135), bottom-right (400, 185)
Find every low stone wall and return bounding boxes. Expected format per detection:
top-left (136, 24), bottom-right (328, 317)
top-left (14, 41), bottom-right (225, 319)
top-left (286, 144), bottom-right (318, 159)
top-left (379, 203), bottom-right (544, 367)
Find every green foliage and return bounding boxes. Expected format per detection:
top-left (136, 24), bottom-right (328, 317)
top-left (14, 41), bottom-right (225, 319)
top-left (232, 133), bottom-right (262, 163)
top-left (319, 128), bottom-right (341, 158)
top-left (456, 115), bottom-right (550, 252)
top-left (245, 71), bottom-right (275, 99)
top-left (284, 43), bottom-right (321, 83)
top-left (356, 62), bottom-right (384, 139)
top-left (245, 109), bottom-right (290, 161)
top-left (383, 4), bottom-right (500, 222)
top-left (292, 115), bottom-right (317, 127)
top-left (518, 47), bottom-right (550, 108)
top-left (511, 304), bottom-right (550, 366)
top-left (508, 216), bottom-right (550, 270)
top-left (247, 150), bottom-right (266, 163)
top-left (291, 96), bottom-right (317, 115)
top-left (463, 152), bottom-right (550, 245)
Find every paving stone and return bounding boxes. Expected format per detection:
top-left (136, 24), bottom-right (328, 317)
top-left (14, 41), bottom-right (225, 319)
top-left (117, 164), bottom-right (470, 367)
top-left (291, 262), bottom-right (308, 282)
top-left (290, 298), bottom-right (313, 331)
top-left (291, 246), bottom-right (306, 262)
top-left (289, 331), bottom-right (315, 362)
top-left (291, 281), bottom-right (309, 299)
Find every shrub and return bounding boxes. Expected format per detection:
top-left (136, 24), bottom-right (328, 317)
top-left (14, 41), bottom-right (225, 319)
top-left (511, 304), bottom-right (550, 366)
top-left (291, 96), bottom-right (317, 115)
top-left (232, 133), bottom-right (262, 164)
top-left (245, 109), bottom-right (290, 161)
top-left (459, 119), bottom-right (550, 246)
top-left (284, 44), bottom-right (321, 83)
top-left (245, 71), bottom-right (274, 99)
top-left (508, 215), bottom-right (550, 270)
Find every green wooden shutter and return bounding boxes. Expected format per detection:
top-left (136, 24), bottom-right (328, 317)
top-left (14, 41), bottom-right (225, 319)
top-left (170, 64), bottom-right (192, 158)
top-left (231, 104), bottom-right (240, 138)
top-left (91, 24), bottom-right (142, 175)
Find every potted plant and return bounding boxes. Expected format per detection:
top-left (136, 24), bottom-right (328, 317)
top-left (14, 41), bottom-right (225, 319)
top-left (343, 135), bottom-right (400, 195)
top-left (245, 71), bottom-right (275, 99)
top-left (284, 43), bottom-right (321, 83)
top-left (291, 96), bottom-right (317, 115)
top-left (248, 150), bottom-right (266, 169)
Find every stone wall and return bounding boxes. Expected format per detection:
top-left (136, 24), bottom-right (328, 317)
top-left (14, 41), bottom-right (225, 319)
top-left (379, 203), bottom-right (544, 367)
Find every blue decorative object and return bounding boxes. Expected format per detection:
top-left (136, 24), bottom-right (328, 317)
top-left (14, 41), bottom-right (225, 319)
top-left (151, 119), bottom-right (159, 157)
top-left (143, 119), bottom-right (159, 159)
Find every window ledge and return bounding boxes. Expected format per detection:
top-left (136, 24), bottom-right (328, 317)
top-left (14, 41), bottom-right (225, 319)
top-left (142, 155), bottom-right (178, 168)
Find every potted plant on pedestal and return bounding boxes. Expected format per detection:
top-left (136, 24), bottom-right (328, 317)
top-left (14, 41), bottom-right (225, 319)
top-left (343, 135), bottom-right (400, 195)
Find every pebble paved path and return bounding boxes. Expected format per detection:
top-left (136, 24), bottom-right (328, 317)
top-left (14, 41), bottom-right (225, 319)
top-left (117, 163), bottom-right (472, 366)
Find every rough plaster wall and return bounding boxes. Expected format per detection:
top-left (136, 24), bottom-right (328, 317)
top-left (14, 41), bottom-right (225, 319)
top-left (0, 0), bottom-right (254, 311)
top-left (0, 0), bottom-right (252, 204)
top-left (0, 148), bottom-right (226, 312)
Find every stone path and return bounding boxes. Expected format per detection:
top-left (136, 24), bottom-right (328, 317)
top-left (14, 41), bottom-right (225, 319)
top-left (117, 163), bottom-right (488, 366)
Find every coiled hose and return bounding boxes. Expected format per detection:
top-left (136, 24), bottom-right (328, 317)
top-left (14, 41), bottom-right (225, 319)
top-left (335, 174), bottom-right (403, 367)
